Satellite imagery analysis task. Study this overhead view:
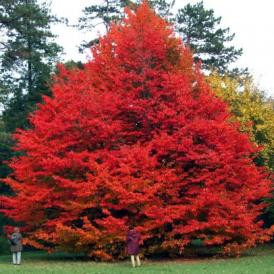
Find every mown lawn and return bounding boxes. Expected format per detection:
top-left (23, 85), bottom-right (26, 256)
top-left (0, 244), bottom-right (273, 274)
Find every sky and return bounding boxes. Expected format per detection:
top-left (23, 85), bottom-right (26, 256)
top-left (50, 0), bottom-right (274, 97)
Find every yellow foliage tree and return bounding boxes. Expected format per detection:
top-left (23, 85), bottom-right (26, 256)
top-left (208, 73), bottom-right (274, 171)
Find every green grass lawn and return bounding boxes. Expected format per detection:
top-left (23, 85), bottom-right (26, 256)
top-left (0, 244), bottom-right (273, 274)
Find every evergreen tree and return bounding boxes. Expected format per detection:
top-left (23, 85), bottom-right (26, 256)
top-left (138, 0), bottom-right (175, 18)
top-left (0, 0), bottom-right (62, 131)
top-left (0, 118), bottom-right (13, 236)
top-left (175, 1), bottom-right (243, 74)
top-left (78, 0), bottom-right (130, 49)
top-left (78, 0), bottom-right (175, 49)
top-left (0, 119), bottom-right (12, 188)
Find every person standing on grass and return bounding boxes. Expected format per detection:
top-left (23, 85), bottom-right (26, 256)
top-left (9, 227), bottom-right (23, 265)
top-left (126, 225), bottom-right (141, 268)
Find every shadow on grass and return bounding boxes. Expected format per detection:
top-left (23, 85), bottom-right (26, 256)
top-left (139, 243), bottom-right (274, 265)
top-left (0, 243), bottom-right (273, 265)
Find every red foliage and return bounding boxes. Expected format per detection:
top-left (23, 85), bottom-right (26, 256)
top-left (1, 3), bottom-right (272, 259)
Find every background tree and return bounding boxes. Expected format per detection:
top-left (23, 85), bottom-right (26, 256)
top-left (208, 74), bottom-right (274, 171)
top-left (0, 119), bottom-right (12, 193)
top-left (0, 0), bottom-right (62, 132)
top-left (175, 1), bottom-right (243, 74)
top-left (78, 0), bottom-right (132, 49)
top-left (78, 0), bottom-right (175, 49)
top-left (0, 118), bottom-right (15, 254)
top-left (1, 3), bottom-right (272, 260)
top-left (139, 0), bottom-right (175, 18)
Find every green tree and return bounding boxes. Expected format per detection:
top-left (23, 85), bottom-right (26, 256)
top-left (175, 1), bottom-right (243, 74)
top-left (0, 119), bottom-right (12, 187)
top-left (141, 0), bottom-right (175, 18)
top-left (78, 0), bottom-right (131, 49)
top-left (78, 0), bottom-right (175, 49)
top-left (0, 0), bottom-right (62, 132)
top-left (0, 118), bottom-right (14, 242)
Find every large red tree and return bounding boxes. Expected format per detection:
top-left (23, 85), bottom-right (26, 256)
top-left (1, 2), bottom-right (272, 260)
